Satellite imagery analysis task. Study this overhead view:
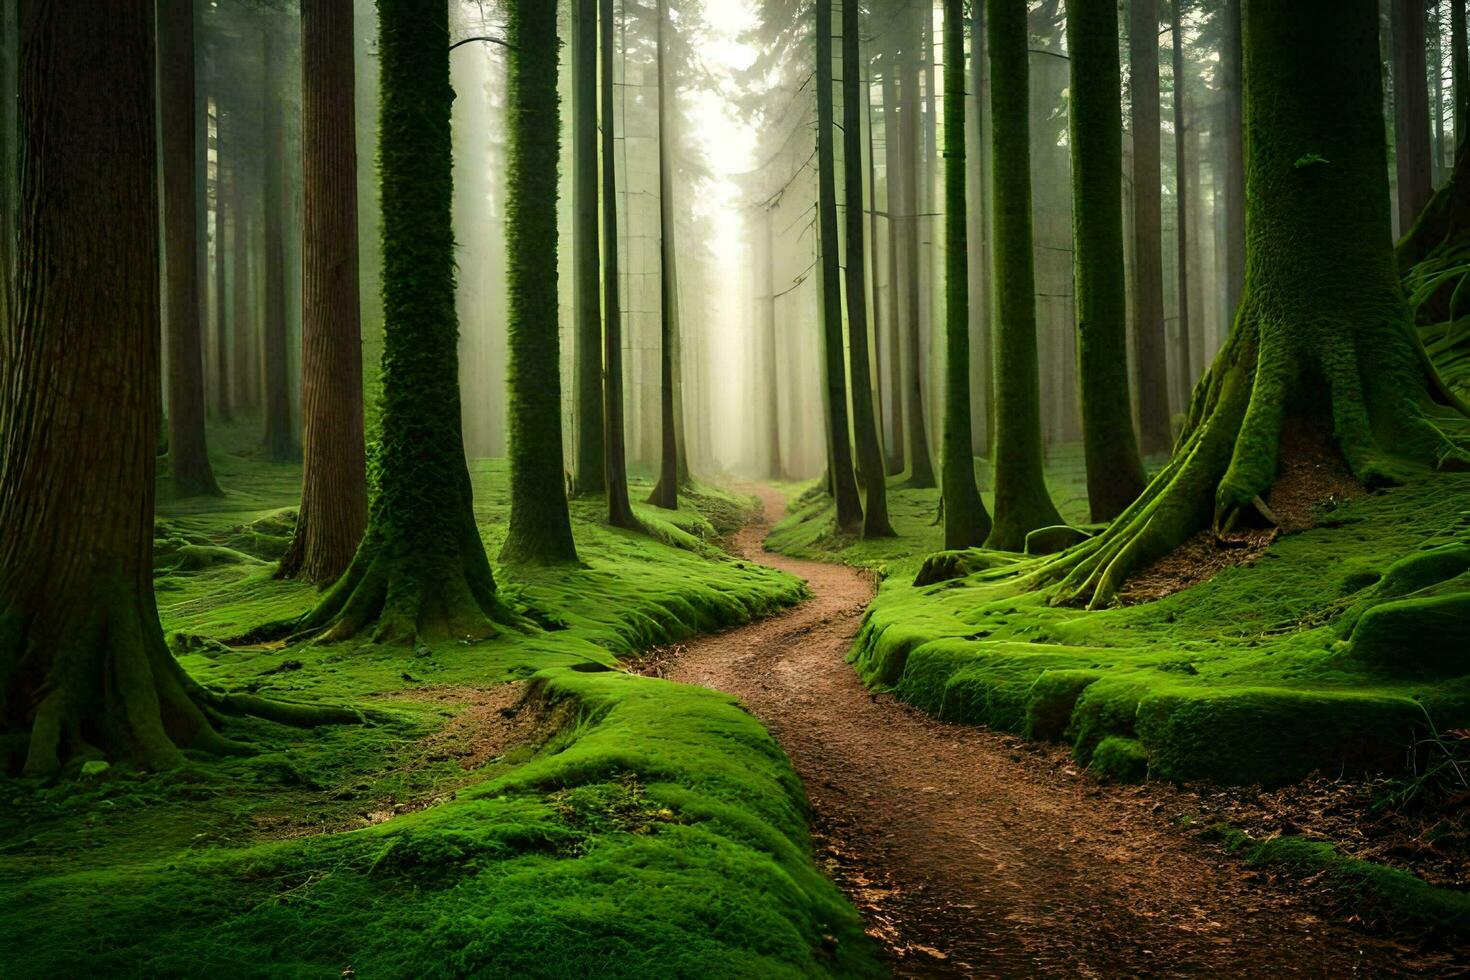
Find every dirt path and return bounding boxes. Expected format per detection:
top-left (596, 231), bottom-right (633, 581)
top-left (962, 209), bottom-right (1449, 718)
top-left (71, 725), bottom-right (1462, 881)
top-left (661, 486), bottom-right (1439, 978)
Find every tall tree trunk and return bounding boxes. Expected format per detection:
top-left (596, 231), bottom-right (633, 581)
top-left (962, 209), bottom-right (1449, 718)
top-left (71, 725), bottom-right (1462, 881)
top-left (212, 99), bottom-right (233, 424)
top-left (881, 57), bottom-right (907, 476)
top-left (600, 0), bottom-right (639, 530)
top-left (231, 175), bottom-right (256, 414)
top-left (0, 0), bottom-right (14, 326)
top-left (648, 0), bottom-right (681, 510)
top-left (295, 0), bottom-right (507, 642)
top-left (0, 0), bottom-right (351, 775)
top-left (970, 0), bottom-right (995, 455)
top-left (1067, 0), bottom-right (1147, 523)
top-left (844, 0), bottom-right (894, 538)
top-left (864, 39), bottom-right (888, 477)
top-left (261, 22), bottom-right (297, 462)
top-left (1052, 0), bottom-right (1468, 608)
top-left (159, 0), bottom-right (221, 497)
top-left (898, 13), bottom-right (936, 487)
top-left (1433, 1), bottom-right (1447, 181)
top-left (940, 0), bottom-right (991, 549)
top-left (1129, 0), bottom-right (1172, 455)
top-left (816, 0), bottom-right (863, 528)
top-left (1170, 0), bottom-right (1192, 410)
top-left (1393, 0), bottom-right (1434, 235)
top-left (279, 0), bottom-right (367, 586)
top-left (983, 0), bottom-right (1063, 551)
top-left (759, 207), bottom-right (784, 479)
top-left (1220, 0), bottom-right (1244, 337)
top-left (501, 0), bottom-right (579, 564)
top-left (572, 0), bottom-right (604, 495)
top-left (1454, 0), bottom-right (1468, 150)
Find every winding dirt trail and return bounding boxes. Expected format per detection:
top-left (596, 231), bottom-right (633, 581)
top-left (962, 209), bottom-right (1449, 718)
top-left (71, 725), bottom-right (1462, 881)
top-left (662, 486), bottom-right (1436, 978)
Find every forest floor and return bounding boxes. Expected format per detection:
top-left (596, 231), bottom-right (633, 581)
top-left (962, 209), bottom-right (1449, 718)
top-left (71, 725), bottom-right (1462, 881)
top-left (656, 485), bottom-right (1466, 977)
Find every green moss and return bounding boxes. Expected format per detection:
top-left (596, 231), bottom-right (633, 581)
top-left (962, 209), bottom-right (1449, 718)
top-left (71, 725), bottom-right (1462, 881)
top-left (1088, 736), bottom-right (1148, 783)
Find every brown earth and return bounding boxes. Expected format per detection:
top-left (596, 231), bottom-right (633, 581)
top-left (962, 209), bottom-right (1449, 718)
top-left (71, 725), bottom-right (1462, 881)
top-left (658, 485), bottom-right (1456, 978)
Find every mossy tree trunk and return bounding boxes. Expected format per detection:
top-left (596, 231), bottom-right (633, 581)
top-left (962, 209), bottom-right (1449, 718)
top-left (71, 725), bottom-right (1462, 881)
top-left (572, 0), bottom-right (605, 497)
top-left (983, 0), bottom-right (1063, 551)
top-left (600, 0), bottom-right (641, 531)
top-left (1128, 0), bottom-right (1172, 455)
top-left (501, 0), bottom-right (579, 565)
top-left (1066, 0), bottom-right (1147, 523)
top-left (648, 0), bottom-right (681, 511)
top-left (261, 19), bottom-right (298, 464)
top-left (294, 0), bottom-right (508, 642)
top-left (897, 11), bottom-right (935, 489)
top-left (1392, 0), bottom-right (1434, 237)
top-left (159, 0), bottom-right (222, 498)
top-left (843, 0), bottom-right (894, 539)
top-left (816, 0), bottom-right (864, 530)
top-left (279, 0), bottom-right (368, 587)
top-left (1051, 0), bottom-right (1469, 609)
top-left (0, 2), bottom-right (352, 775)
top-left (940, 0), bottom-right (990, 549)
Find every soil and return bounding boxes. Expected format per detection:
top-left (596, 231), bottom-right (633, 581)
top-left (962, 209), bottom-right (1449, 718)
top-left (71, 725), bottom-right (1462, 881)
top-left (658, 485), bottom-right (1460, 978)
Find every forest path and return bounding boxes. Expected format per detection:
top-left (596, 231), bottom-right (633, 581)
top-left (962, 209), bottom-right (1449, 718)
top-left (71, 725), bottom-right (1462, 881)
top-left (658, 485), bottom-right (1424, 978)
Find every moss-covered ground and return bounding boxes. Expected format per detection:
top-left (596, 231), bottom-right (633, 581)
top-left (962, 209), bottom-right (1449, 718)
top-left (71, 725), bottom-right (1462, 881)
top-left (1, 424), bottom-right (881, 978)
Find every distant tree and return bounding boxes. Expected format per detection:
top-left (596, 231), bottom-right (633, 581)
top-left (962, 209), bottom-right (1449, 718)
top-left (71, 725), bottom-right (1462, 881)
top-left (940, 0), bottom-right (990, 549)
top-left (212, 96), bottom-right (234, 424)
top-left (601, 0), bottom-right (642, 530)
top-left (896, 3), bottom-right (935, 488)
top-left (1066, 0), bottom-right (1147, 522)
top-left (1129, 0), bottom-right (1172, 455)
top-left (1170, 0), bottom-right (1192, 409)
top-left (293, 0), bottom-right (508, 641)
top-left (983, 0), bottom-right (1063, 551)
top-left (0, 0), bottom-right (350, 774)
top-left (501, 0), bottom-right (580, 564)
top-left (572, 0), bottom-right (605, 497)
top-left (260, 14), bottom-right (297, 463)
top-left (159, 0), bottom-right (222, 497)
top-left (843, 0), bottom-right (894, 538)
top-left (816, 0), bottom-right (863, 529)
top-left (1392, 0), bottom-right (1433, 236)
top-left (1052, 0), bottom-right (1469, 608)
top-left (649, 0), bottom-right (683, 511)
top-left (279, 0), bottom-right (367, 587)
top-left (879, 46), bottom-right (907, 476)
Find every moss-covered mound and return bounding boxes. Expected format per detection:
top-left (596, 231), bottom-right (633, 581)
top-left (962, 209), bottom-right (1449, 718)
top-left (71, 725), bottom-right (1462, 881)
top-left (844, 472), bottom-right (1470, 788)
top-left (0, 447), bottom-right (879, 978)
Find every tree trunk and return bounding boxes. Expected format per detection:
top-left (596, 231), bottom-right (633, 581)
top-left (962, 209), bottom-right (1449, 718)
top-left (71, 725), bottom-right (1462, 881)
top-left (294, 0), bottom-right (508, 642)
top-left (881, 57), bottom-right (907, 476)
top-left (1170, 0), bottom-right (1193, 410)
top-left (0, 0), bottom-right (14, 326)
top-left (279, 0), bottom-right (367, 587)
top-left (648, 0), bottom-right (681, 511)
top-left (970, 0), bottom-right (995, 455)
top-left (865, 39), bottom-right (888, 478)
top-left (1067, 0), bottom-right (1148, 523)
top-left (844, 0), bottom-right (894, 538)
top-left (816, 0), bottom-right (864, 529)
top-left (0, 1), bottom-right (352, 775)
top-left (940, 0), bottom-right (991, 549)
top-left (501, 0), bottom-right (579, 564)
top-left (983, 0), bottom-right (1063, 551)
top-left (231, 175), bottom-right (257, 414)
top-left (1220, 0), bottom-right (1244, 340)
top-left (600, 0), bottom-right (640, 530)
top-left (261, 22), bottom-right (297, 463)
top-left (159, 0), bottom-right (221, 497)
top-left (759, 207), bottom-right (784, 479)
top-left (1129, 0), bottom-right (1172, 455)
top-left (1454, 0), bottom-right (1468, 150)
top-left (1393, 0), bottom-right (1434, 237)
top-left (1053, 0), bottom-right (1468, 608)
top-left (212, 98), bottom-right (233, 424)
top-left (898, 13), bottom-right (936, 488)
top-left (572, 0), bottom-right (604, 496)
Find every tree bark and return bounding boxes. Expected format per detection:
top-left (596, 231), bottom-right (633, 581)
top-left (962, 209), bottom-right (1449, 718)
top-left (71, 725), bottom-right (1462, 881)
top-left (844, 0), bottom-right (894, 538)
top-left (940, 0), bottom-right (991, 549)
top-left (759, 207), bottom-right (784, 479)
top-left (983, 0), bottom-right (1063, 551)
top-left (159, 0), bottom-right (221, 497)
top-left (279, 0), bottom-right (367, 587)
top-left (970, 0), bottom-right (995, 455)
top-left (231, 170), bottom-right (257, 414)
top-left (1067, 0), bottom-right (1148, 523)
top-left (1128, 0), bottom-right (1172, 455)
top-left (1220, 0), bottom-right (1244, 339)
top-left (881, 55), bottom-right (907, 476)
top-left (815, 0), bottom-right (864, 529)
top-left (261, 20), bottom-right (297, 462)
top-left (212, 97), bottom-right (233, 424)
top-left (1393, 0), bottom-right (1434, 236)
top-left (898, 10), bottom-right (935, 488)
top-left (1170, 0), bottom-right (1192, 410)
top-left (572, 0), bottom-right (605, 495)
top-left (648, 0), bottom-right (681, 511)
top-left (1052, 0), bottom-right (1468, 608)
top-left (1454, 0), bottom-right (1468, 150)
top-left (600, 0), bottom-right (640, 530)
top-left (294, 0), bottom-right (507, 642)
top-left (502, 0), bottom-right (579, 564)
